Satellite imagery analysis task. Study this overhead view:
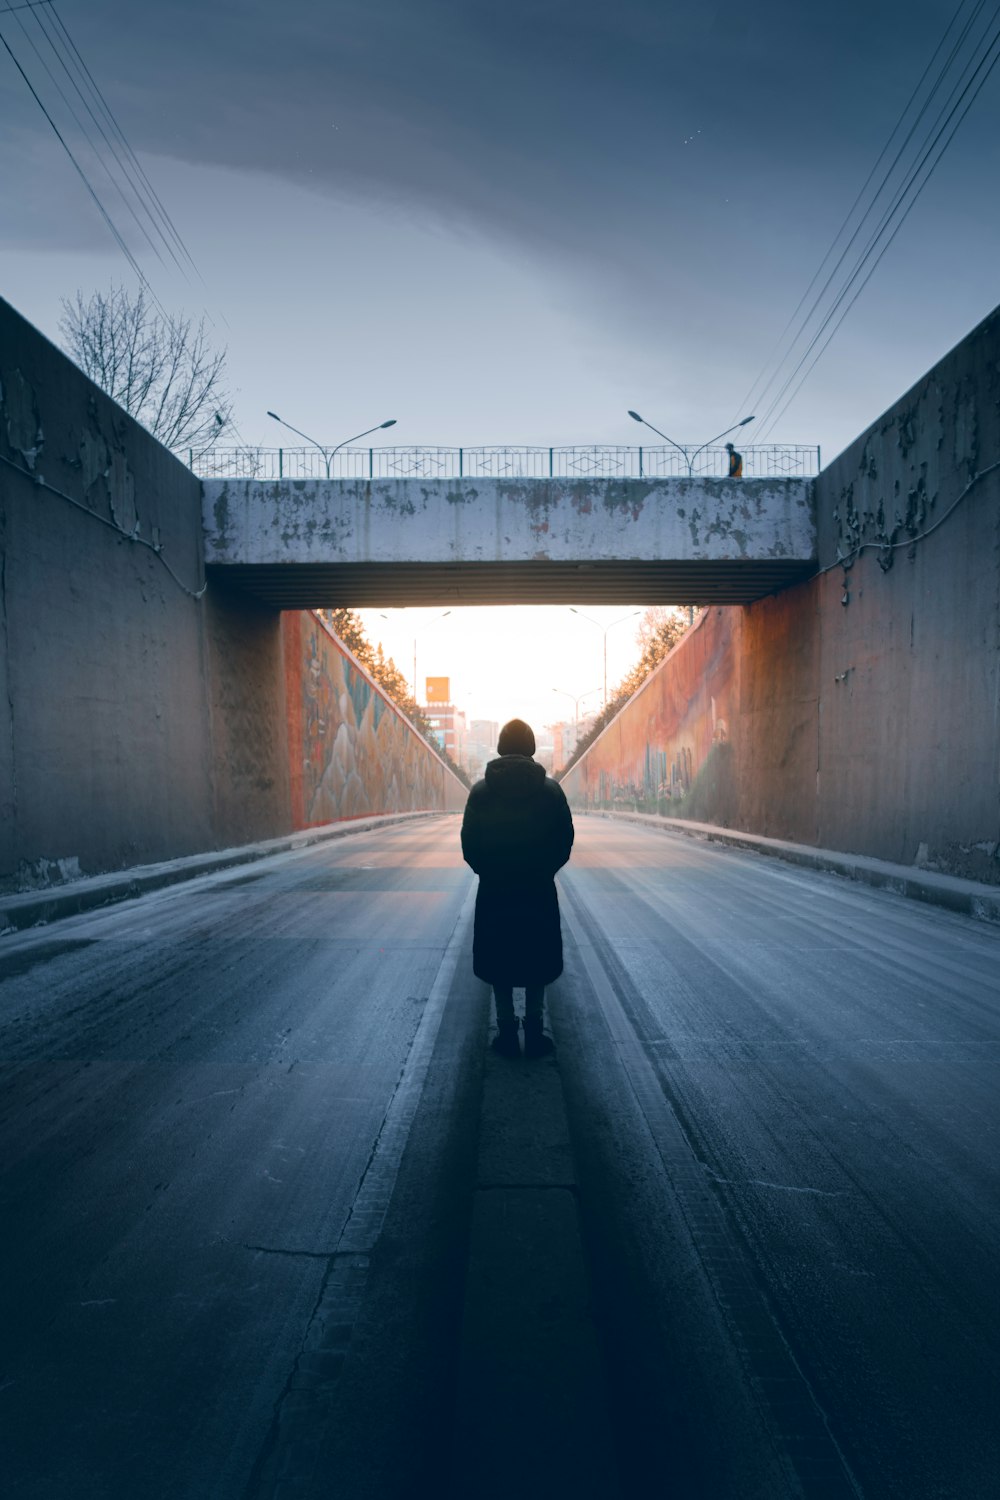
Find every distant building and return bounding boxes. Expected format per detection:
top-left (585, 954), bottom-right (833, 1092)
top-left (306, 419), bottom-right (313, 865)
top-left (535, 739), bottom-right (555, 773)
top-left (464, 718), bottom-right (499, 780)
top-left (422, 702), bottom-right (466, 762)
top-left (420, 676), bottom-right (466, 763)
top-left (552, 714), bottom-right (598, 772)
top-left (469, 719), bottom-right (499, 751)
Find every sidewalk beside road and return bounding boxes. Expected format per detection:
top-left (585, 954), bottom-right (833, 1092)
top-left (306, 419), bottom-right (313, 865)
top-left (0, 811), bottom-right (452, 936)
top-left (590, 810), bottom-right (1000, 924)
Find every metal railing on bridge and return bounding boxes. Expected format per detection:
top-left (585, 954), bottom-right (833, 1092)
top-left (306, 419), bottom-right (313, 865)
top-left (189, 444), bottom-right (821, 481)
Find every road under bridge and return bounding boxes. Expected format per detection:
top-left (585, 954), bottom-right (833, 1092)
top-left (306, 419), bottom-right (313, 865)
top-left (2, 815), bottom-right (996, 1499)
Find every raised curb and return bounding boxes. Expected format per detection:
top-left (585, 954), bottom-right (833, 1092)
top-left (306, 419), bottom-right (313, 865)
top-left (0, 810), bottom-right (456, 936)
top-left (587, 810), bottom-right (1000, 924)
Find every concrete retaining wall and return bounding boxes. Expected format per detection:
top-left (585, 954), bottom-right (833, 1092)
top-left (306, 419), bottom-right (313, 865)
top-left (282, 612), bottom-right (467, 826)
top-left (562, 304), bottom-right (1000, 885)
top-left (0, 297), bottom-right (292, 890)
top-left (0, 299), bottom-right (464, 893)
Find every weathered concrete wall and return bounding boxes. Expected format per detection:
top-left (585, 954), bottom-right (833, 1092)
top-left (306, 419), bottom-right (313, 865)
top-left (0, 299), bottom-right (465, 894)
top-left (0, 303), bottom-right (470, 888)
top-left (811, 303), bottom-right (1000, 878)
top-left (201, 474), bottom-right (816, 607)
top-left (562, 304), bottom-right (1000, 884)
top-left (205, 473), bottom-right (814, 565)
top-left (204, 582), bottom-right (293, 849)
top-left (283, 613), bottom-right (466, 826)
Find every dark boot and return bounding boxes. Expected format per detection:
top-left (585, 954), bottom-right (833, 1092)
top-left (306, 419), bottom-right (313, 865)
top-left (490, 1018), bottom-right (521, 1058)
top-left (522, 1017), bottom-right (555, 1058)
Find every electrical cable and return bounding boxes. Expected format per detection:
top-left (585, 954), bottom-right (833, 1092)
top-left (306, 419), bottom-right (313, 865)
top-left (754, 19), bottom-right (1000, 438)
top-left (739, 0), bottom-right (999, 440)
top-left (46, 2), bottom-right (205, 284)
top-left (0, 452), bottom-right (208, 598)
top-left (4, 2), bottom-right (223, 328)
top-left (753, 9), bottom-right (997, 439)
top-left (0, 25), bottom-right (162, 309)
top-left (10, 2), bottom-right (172, 273)
top-left (756, 21), bottom-right (1000, 438)
top-left (3, 5), bottom-right (236, 430)
top-left (745, 0), bottom-right (990, 428)
top-left (28, 2), bottom-right (191, 278)
top-left (755, 17), bottom-right (1000, 438)
top-left (816, 458), bottom-right (1000, 577)
top-left (734, 0), bottom-right (987, 425)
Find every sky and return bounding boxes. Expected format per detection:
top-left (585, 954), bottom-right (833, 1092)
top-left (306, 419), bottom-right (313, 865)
top-left (2, 0), bottom-right (999, 734)
top-left (354, 602), bottom-right (658, 740)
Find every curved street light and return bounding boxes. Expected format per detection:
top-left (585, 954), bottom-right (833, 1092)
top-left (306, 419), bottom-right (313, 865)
top-left (628, 410), bottom-right (755, 476)
top-left (568, 608), bottom-right (642, 712)
top-left (552, 685), bottom-right (602, 730)
top-left (266, 411), bottom-right (397, 478)
top-left (552, 686), bottom-right (601, 770)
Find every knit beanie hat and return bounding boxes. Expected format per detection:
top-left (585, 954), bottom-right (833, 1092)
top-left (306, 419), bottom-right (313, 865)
top-left (497, 718), bottom-right (536, 757)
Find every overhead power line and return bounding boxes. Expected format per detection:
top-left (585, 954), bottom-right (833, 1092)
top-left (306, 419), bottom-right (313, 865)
top-left (0, 26), bottom-right (160, 305)
top-left (755, 18), bottom-right (1000, 439)
top-left (8, 1), bottom-right (172, 272)
top-left (735, 0), bottom-right (990, 424)
top-left (737, 0), bottom-right (1000, 439)
top-left (45, 2), bottom-right (205, 285)
top-left (0, 3), bottom-right (225, 332)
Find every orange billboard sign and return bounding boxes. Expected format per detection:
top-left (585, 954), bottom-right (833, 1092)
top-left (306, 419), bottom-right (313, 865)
top-left (425, 676), bottom-right (450, 704)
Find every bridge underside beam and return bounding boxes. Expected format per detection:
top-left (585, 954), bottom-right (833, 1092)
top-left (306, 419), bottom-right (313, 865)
top-left (208, 559), bottom-right (817, 609)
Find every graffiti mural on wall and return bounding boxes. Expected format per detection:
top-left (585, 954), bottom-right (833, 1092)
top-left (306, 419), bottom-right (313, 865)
top-left (560, 609), bottom-right (739, 825)
top-left (283, 613), bottom-right (466, 828)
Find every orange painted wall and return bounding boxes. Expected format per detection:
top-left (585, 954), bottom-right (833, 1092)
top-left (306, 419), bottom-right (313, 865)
top-left (282, 613), bottom-right (466, 828)
top-left (560, 608), bottom-right (741, 822)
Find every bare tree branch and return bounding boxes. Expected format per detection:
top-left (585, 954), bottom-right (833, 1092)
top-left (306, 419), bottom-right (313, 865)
top-left (59, 285), bottom-right (234, 453)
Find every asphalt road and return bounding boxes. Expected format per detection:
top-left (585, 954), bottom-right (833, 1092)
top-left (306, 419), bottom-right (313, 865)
top-left (1, 814), bottom-right (997, 1498)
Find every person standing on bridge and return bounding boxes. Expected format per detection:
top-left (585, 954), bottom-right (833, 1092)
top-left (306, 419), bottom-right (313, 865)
top-left (461, 719), bottom-right (574, 1059)
top-left (725, 441), bottom-right (743, 477)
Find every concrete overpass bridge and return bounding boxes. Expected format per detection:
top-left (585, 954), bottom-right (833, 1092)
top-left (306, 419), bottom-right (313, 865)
top-left (201, 474), bottom-right (816, 607)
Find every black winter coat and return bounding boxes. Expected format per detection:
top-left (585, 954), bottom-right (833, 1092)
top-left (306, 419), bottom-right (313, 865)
top-left (461, 755), bottom-right (575, 986)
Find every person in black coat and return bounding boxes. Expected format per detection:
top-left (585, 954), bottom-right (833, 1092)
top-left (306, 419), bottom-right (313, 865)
top-left (461, 718), bottom-right (574, 1057)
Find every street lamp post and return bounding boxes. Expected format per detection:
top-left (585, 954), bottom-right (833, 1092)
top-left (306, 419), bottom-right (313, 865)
top-left (627, 411), bottom-right (755, 476)
top-left (412, 610), bottom-right (452, 705)
top-left (266, 411), bottom-right (397, 478)
top-left (568, 609), bottom-right (642, 712)
top-left (552, 685), bottom-right (602, 724)
top-left (551, 686), bottom-right (601, 768)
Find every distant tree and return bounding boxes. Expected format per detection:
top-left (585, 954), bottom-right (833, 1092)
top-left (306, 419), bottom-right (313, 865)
top-left (371, 643), bottom-right (412, 706)
top-left (59, 285), bottom-right (233, 453)
top-left (635, 605), bottom-right (691, 658)
top-left (321, 609), bottom-right (376, 672)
